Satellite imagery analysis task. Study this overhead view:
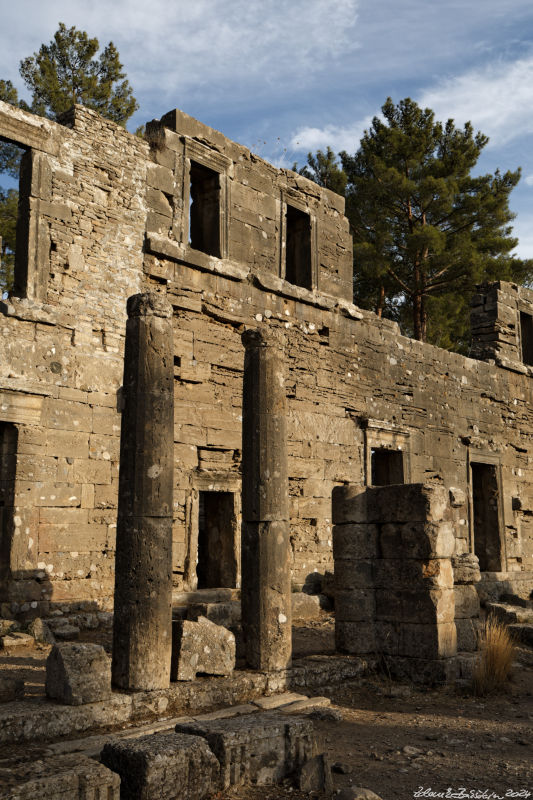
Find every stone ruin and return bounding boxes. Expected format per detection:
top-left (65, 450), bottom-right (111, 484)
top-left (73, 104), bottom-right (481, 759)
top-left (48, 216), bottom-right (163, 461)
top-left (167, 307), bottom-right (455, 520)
top-left (0, 98), bottom-right (532, 797)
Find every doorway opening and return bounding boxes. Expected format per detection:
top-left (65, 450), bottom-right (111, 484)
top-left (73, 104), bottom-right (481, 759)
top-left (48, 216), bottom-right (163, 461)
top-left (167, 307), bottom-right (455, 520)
top-left (471, 462), bottom-right (502, 571)
top-left (197, 490), bottom-right (237, 589)
top-left (370, 447), bottom-right (404, 486)
top-left (285, 204), bottom-right (312, 290)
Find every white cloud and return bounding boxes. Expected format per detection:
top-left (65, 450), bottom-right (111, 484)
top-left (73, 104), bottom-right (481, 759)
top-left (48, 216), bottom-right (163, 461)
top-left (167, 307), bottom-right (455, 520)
top-left (419, 55), bottom-right (533, 147)
top-left (289, 116), bottom-right (371, 153)
top-left (511, 213), bottom-right (533, 259)
top-left (524, 175), bottom-right (533, 187)
top-left (0, 0), bottom-right (360, 104)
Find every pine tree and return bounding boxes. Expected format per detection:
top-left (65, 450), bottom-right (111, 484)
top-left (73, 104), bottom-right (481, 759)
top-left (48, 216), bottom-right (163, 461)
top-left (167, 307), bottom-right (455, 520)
top-left (295, 147), bottom-right (347, 195)
top-left (340, 97), bottom-right (531, 347)
top-left (0, 188), bottom-right (18, 293)
top-left (18, 23), bottom-right (138, 125)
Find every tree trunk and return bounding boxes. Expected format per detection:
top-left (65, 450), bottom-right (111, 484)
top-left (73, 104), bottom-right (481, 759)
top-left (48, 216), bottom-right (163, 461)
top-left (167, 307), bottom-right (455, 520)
top-left (375, 283), bottom-right (385, 318)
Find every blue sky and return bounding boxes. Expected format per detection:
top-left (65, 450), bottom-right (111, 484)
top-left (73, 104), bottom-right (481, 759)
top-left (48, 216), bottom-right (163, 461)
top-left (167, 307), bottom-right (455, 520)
top-left (2, 0), bottom-right (533, 256)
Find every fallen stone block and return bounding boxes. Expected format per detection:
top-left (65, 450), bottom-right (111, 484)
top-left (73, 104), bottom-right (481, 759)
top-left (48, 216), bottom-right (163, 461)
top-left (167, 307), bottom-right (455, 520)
top-left (46, 642), bottom-right (111, 705)
top-left (299, 753), bottom-right (333, 793)
top-left (0, 676), bottom-right (24, 703)
top-left (337, 787), bottom-right (383, 800)
top-left (187, 600), bottom-right (241, 627)
top-left (253, 692), bottom-right (308, 710)
top-left (279, 696), bottom-right (331, 714)
top-left (27, 617), bottom-right (55, 644)
top-left (53, 624), bottom-right (80, 641)
top-left (0, 618), bottom-right (19, 636)
top-left (171, 616), bottom-right (235, 681)
top-left (291, 592), bottom-right (322, 620)
top-left (101, 731), bottom-right (220, 800)
top-left (176, 712), bottom-right (315, 788)
top-left (0, 632), bottom-right (34, 653)
top-left (0, 753), bottom-right (120, 799)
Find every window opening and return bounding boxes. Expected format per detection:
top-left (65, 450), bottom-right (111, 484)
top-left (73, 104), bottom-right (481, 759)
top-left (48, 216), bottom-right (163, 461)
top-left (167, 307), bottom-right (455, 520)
top-left (471, 462), bottom-right (502, 572)
top-left (520, 311), bottom-right (533, 366)
top-left (285, 204), bottom-right (312, 290)
top-left (370, 448), bottom-right (404, 486)
top-left (0, 140), bottom-right (26, 297)
top-left (197, 491), bottom-right (237, 589)
top-left (189, 161), bottom-right (221, 257)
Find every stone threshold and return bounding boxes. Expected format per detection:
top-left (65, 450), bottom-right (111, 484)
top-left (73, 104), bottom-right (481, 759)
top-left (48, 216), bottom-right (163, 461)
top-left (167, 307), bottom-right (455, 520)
top-left (0, 654), bottom-right (368, 746)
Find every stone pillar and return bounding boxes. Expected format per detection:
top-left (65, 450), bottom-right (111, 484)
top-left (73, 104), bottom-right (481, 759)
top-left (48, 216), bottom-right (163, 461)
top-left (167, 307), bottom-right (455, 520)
top-left (241, 327), bottom-right (292, 671)
top-left (112, 292), bottom-right (174, 691)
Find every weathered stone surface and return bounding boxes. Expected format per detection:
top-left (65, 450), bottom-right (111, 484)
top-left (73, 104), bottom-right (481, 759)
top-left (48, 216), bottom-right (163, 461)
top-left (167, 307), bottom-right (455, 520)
top-left (112, 292), bottom-right (174, 692)
top-left (454, 584), bottom-right (481, 619)
top-left (291, 592), bottom-right (323, 619)
top-left (452, 553), bottom-right (481, 584)
top-left (241, 328), bottom-right (292, 672)
top-left (0, 619), bottom-right (18, 636)
top-left (337, 788), bottom-right (383, 800)
top-left (0, 753), bottom-right (120, 799)
top-left (26, 617), bottom-right (55, 643)
top-left (101, 731), bottom-right (219, 800)
top-left (46, 642), bottom-right (111, 705)
top-left (175, 712), bottom-right (315, 788)
top-left (0, 676), bottom-right (24, 703)
top-left (0, 98), bottom-right (532, 624)
top-left (298, 754), bottom-right (333, 793)
top-left (455, 618), bottom-right (479, 652)
top-left (0, 632), bottom-right (34, 652)
top-left (171, 616), bottom-right (235, 681)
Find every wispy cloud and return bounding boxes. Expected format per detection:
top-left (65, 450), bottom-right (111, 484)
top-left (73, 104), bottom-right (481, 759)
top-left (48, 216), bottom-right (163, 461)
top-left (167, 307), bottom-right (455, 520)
top-left (0, 0), bottom-right (360, 108)
top-left (419, 55), bottom-right (533, 147)
top-left (289, 117), bottom-right (371, 154)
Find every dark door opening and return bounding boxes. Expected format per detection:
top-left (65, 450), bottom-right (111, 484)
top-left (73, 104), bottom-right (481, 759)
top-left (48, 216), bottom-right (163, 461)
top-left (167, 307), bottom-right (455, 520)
top-left (197, 491), bottom-right (237, 589)
top-left (0, 423), bottom-right (17, 592)
top-left (471, 462), bottom-right (502, 572)
top-left (371, 447), bottom-right (404, 486)
top-left (285, 204), bottom-right (312, 290)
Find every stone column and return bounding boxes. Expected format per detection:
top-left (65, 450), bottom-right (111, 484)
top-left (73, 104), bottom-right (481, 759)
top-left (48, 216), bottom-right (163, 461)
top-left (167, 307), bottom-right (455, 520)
top-left (241, 327), bottom-right (291, 671)
top-left (112, 292), bottom-right (174, 691)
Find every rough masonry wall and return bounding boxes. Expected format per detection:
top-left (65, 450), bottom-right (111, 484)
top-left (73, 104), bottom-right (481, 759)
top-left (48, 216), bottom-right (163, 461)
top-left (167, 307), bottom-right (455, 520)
top-left (0, 102), bottom-right (532, 616)
top-left (0, 102), bottom-right (149, 614)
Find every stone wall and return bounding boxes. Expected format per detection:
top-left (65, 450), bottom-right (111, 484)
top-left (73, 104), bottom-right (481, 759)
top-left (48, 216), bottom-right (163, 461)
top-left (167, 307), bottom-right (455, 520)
top-left (0, 100), bottom-right (532, 615)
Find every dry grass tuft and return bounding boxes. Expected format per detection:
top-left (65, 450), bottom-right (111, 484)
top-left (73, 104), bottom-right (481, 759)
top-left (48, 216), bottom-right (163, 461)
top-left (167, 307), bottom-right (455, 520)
top-left (472, 615), bottom-right (516, 695)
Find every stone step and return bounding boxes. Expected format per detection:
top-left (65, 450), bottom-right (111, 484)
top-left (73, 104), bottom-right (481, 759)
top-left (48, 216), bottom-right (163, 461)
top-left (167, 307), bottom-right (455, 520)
top-left (485, 602), bottom-right (533, 625)
top-left (508, 623), bottom-right (533, 647)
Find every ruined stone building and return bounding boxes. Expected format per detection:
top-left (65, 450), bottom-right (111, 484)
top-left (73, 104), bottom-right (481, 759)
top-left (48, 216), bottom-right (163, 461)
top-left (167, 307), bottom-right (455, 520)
top-left (0, 98), bottom-right (532, 623)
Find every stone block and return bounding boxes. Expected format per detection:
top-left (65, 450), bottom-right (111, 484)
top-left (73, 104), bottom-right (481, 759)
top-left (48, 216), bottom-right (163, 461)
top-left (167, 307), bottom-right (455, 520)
top-left (299, 754), bottom-right (333, 794)
top-left (335, 588), bottom-right (376, 622)
top-left (331, 485), bottom-right (368, 524)
top-left (386, 655), bottom-right (458, 685)
top-left (291, 592), bottom-right (323, 619)
top-left (0, 753), bottom-right (120, 799)
top-left (101, 732), bottom-right (219, 800)
top-left (334, 559), bottom-right (374, 590)
top-left (400, 622), bottom-right (457, 659)
top-left (0, 676), bottom-right (24, 703)
top-left (46, 642), bottom-right (111, 705)
top-left (171, 616), bottom-right (235, 681)
top-left (335, 621), bottom-right (376, 654)
top-left (455, 618), bottom-right (478, 652)
top-left (367, 483), bottom-right (449, 524)
top-left (27, 617), bottom-right (55, 643)
top-left (380, 521), bottom-right (455, 560)
top-left (452, 553), bottom-right (481, 584)
top-left (454, 584), bottom-right (480, 619)
top-left (375, 588), bottom-right (454, 624)
top-left (175, 713), bottom-right (315, 788)
top-left (187, 600), bottom-right (241, 627)
top-left (373, 558), bottom-right (453, 590)
top-left (333, 523), bottom-right (379, 559)
top-left (0, 632), bottom-right (34, 653)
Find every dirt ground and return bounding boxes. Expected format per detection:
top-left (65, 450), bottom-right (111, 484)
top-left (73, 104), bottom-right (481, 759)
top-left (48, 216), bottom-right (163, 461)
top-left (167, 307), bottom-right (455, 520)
top-left (1, 616), bottom-right (532, 800)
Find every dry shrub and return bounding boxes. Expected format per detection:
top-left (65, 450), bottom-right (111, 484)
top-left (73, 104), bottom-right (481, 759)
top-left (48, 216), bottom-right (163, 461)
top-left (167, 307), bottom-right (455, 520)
top-left (472, 615), bottom-right (516, 695)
